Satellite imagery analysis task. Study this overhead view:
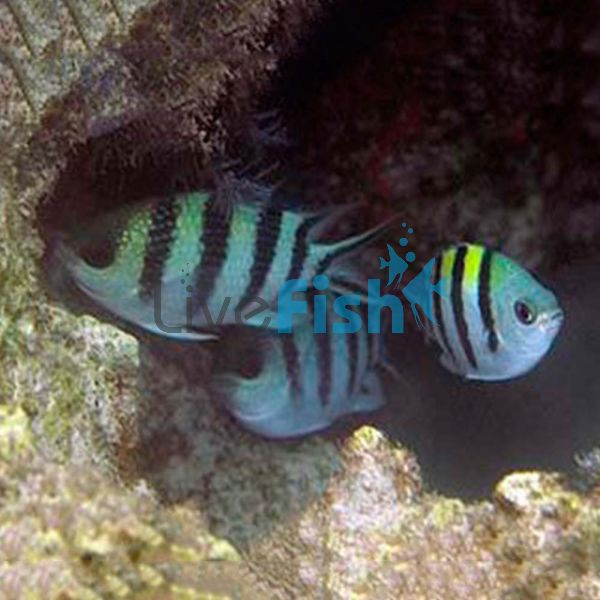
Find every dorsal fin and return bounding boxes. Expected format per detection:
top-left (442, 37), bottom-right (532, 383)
top-left (311, 212), bottom-right (400, 274)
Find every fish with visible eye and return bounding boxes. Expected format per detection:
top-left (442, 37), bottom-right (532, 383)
top-left (47, 190), bottom-right (565, 438)
top-left (211, 297), bottom-right (390, 438)
top-left (210, 242), bottom-right (564, 438)
top-left (47, 191), bottom-right (394, 341)
top-left (421, 243), bottom-right (564, 381)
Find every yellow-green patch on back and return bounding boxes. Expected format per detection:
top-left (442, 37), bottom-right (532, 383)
top-left (461, 243), bottom-right (485, 290)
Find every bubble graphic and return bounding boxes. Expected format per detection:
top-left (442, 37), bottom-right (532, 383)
top-left (399, 237), bottom-right (409, 247)
top-left (402, 222), bottom-right (406, 228)
top-left (406, 251), bottom-right (416, 263)
top-left (313, 274), bottom-right (329, 290)
top-left (408, 228), bottom-right (413, 234)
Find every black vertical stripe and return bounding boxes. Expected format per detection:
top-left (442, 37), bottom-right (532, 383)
top-left (368, 332), bottom-right (378, 369)
top-left (478, 248), bottom-right (499, 352)
top-left (139, 197), bottom-right (179, 300)
top-left (316, 330), bottom-right (332, 407)
top-left (285, 215), bottom-right (321, 283)
top-left (357, 304), bottom-right (378, 369)
top-left (433, 253), bottom-right (455, 361)
top-left (236, 206), bottom-right (282, 312)
top-left (191, 196), bottom-right (232, 310)
top-left (308, 290), bottom-right (332, 407)
top-left (451, 246), bottom-right (478, 369)
top-left (281, 334), bottom-right (301, 407)
top-left (347, 329), bottom-right (359, 397)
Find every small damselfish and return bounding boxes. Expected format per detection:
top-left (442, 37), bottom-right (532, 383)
top-left (422, 243), bottom-right (564, 381)
top-left (50, 192), bottom-right (391, 340)
top-left (47, 188), bottom-right (565, 438)
top-left (212, 299), bottom-right (388, 438)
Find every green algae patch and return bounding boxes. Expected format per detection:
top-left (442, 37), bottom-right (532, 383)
top-left (206, 538), bottom-right (242, 563)
top-left (0, 407), bottom-right (252, 599)
top-left (0, 405), bottom-right (32, 459)
top-left (427, 497), bottom-right (467, 529)
top-left (0, 196), bottom-right (139, 463)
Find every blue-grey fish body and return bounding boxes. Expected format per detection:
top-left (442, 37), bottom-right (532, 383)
top-left (212, 301), bottom-right (386, 438)
top-left (423, 243), bottom-right (564, 381)
top-left (51, 192), bottom-right (390, 340)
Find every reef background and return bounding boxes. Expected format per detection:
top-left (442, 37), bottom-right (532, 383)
top-left (1, 0), bottom-right (600, 598)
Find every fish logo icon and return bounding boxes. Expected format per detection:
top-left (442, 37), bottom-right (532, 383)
top-left (402, 257), bottom-right (446, 328)
top-left (379, 222), bottom-right (447, 329)
top-left (379, 244), bottom-right (413, 287)
top-left (379, 223), bottom-right (416, 287)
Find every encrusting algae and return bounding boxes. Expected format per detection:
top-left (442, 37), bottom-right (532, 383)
top-left (3, 406), bottom-right (600, 599)
top-left (0, 191), bottom-right (140, 465)
top-left (247, 427), bottom-right (600, 599)
top-left (0, 405), bottom-right (249, 600)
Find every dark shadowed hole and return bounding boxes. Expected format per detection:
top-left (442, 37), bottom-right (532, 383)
top-left (268, 0), bottom-right (600, 498)
top-left (36, 130), bottom-right (213, 241)
top-left (35, 0), bottom-right (600, 501)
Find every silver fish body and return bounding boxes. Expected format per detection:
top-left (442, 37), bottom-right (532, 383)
top-left (50, 192), bottom-right (391, 341)
top-left (212, 299), bottom-right (387, 438)
top-left (423, 243), bottom-right (564, 381)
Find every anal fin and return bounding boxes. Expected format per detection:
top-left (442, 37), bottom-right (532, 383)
top-left (351, 371), bottom-right (386, 414)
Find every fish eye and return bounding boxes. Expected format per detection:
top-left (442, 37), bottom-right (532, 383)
top-left (514, 300), bottom-right (536, 325)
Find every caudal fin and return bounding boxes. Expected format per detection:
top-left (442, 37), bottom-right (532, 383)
top-left (43, 237), bottom-right (88, 305)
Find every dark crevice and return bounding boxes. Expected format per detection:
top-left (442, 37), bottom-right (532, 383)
top-left (36, 0), bottom-right (600, 499)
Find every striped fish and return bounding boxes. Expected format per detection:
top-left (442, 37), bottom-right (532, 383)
top-left (50, 192), bottom-right (392, 340)
top-left (211, 299), bottom-right (387, 438)
top-left (423, 243), bottom-right (564, 381)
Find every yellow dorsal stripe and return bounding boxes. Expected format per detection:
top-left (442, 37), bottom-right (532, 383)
top-left (462, 244), bottom-right (484, 289)
top-left (440, 246), bottom-right (456, 288)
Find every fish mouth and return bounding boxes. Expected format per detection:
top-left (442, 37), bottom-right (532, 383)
top-left (541, 309), bottom-right (565, 333)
